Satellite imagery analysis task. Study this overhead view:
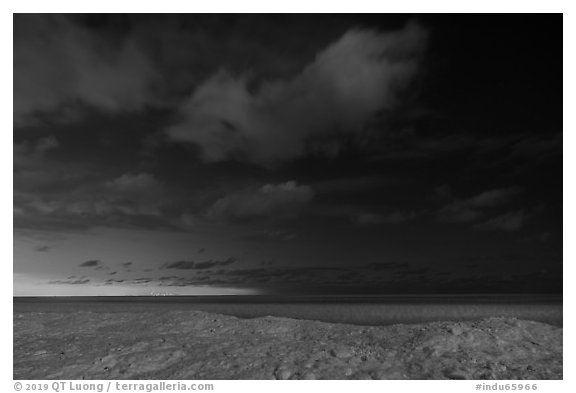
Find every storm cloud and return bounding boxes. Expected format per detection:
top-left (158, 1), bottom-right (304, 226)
top-left (79, 260), bottom-right (101, 267)
top-left (206, 181), bottom-right (314, 221)
top-left (162, 257), bottom-right (237, 270)
top-left (13, 15), bottom-right (562, 297)
top-left (475, 210), bottom-right (526, 232)
top-left (106, 173), bottom-right (162, 194)
top-left (437, 188), bottom-right (522, 224)
top-left (14, 14), bottom-right (157, 125)
top-left (48, 278), bottom-right (90, 285)
top-left (166, 22), bottom-right (427, 164)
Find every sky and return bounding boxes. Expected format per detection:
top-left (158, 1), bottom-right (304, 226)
top-left (13, 14), bottom-right (562, 296)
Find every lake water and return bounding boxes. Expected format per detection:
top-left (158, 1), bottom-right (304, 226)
top-left (13, 294), bottom-right (563, 327)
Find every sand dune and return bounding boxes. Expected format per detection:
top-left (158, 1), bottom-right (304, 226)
top-left (14, 310), bottom-right (562, 380)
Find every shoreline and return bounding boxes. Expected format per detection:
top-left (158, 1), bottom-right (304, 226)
top-left (14, 309), bottom-right (562, 380)
top-left (13, 297), bottom-right (563, 328)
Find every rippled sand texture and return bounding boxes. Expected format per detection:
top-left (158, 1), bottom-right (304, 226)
top-left (14, 310), bottom-right (562, 380)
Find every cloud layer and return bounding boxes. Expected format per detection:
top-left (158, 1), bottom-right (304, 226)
top-left (79, 260), bottom-right (100, 267)
top-left (167, 22), bottom-right (427, 164)
top-left (14, 15), bottom-right (157, 125)
top-left (162, 258), bottom-right (237, 270)
top-left (475, 210), bottom-right (525, 232)
top-left (437, 188), bottom-right (522, 223)
top-left (14, 169), bottom-right (167, 231)
top-left (206, 181), bottom-right (314, 221)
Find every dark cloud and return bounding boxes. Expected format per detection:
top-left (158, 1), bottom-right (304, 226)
top-left (262, 229), bottom-right (298, 241)
top-left (475, 210), bottom-right (525, 232)
top-left (437, 188), bottom-right (522, 224)
top-left (132, 278), bottom-right (153, 283)
top-left (434, 185), bottom-right (452, 200)
top-left (242, 228), bottom-right (299, 242)
top-left (162, 258), bottom-right (237, 270)
top-left (158, 276), bottom-right (181, 281)
top-left (63, 173), bottom-right (165, 217)
top-left (153, 263), bottom-right (425, 289)
top-left (79, 260), bottom-right (101, 267)
top-left (166, 22), bottom-right (427, 164)
top-left (48, 278), bottom-right (90, 285)
top-left (363, 262), bottom-right (410, 271)
top-left (105, 279), bottom-right (125, 284)
top-left (14, 170), bottom-right (171, 232)
top-left (94, 251), bottom-right (559, 294)
top-left (461, 189), bottom-right (522, 208)
top-left (206, 181), bottom-right (314, 221)
top-left (313, 175), bottom-right (393, 196)
top-left (366, 132), bottom-right (524, 163)
top-left (355, 213), bottom-right (386, 225)
top-left (12, 15), bottom-right (561, 296)
top-left (14, 136), bottom-right (66, 193)
top-left (538, 232), bottom-right (553, 242)
top-left (367, 131), bottom-right (561, 183)
top-left (194, 258), bottom-right (237, 270)
top-left (95, 264), bottom-right (110, 271)
top-left (355, 211), bottom-right (416, 225)
top-left (14, 14), bottom-right (157, 125)
top-left (106, 173), bottom-right (162, 193)
top-left (13, 136), bottom-right (113, 232)
top-left (508, 134), bottom-right (562, 161)
top-left (14, 137), bottom-right (60, 164)
top-left (161, 261), bottom-right (198, 270)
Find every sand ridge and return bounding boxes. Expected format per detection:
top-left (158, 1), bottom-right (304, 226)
top-left (13, 310), bottom-right (562, 380)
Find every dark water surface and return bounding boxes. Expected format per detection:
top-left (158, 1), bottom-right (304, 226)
top-left (13, 295), bottom-right (563, 327)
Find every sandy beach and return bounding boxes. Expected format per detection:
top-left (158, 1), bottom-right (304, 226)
top-left (14, 310), bottom-right (562, 380)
